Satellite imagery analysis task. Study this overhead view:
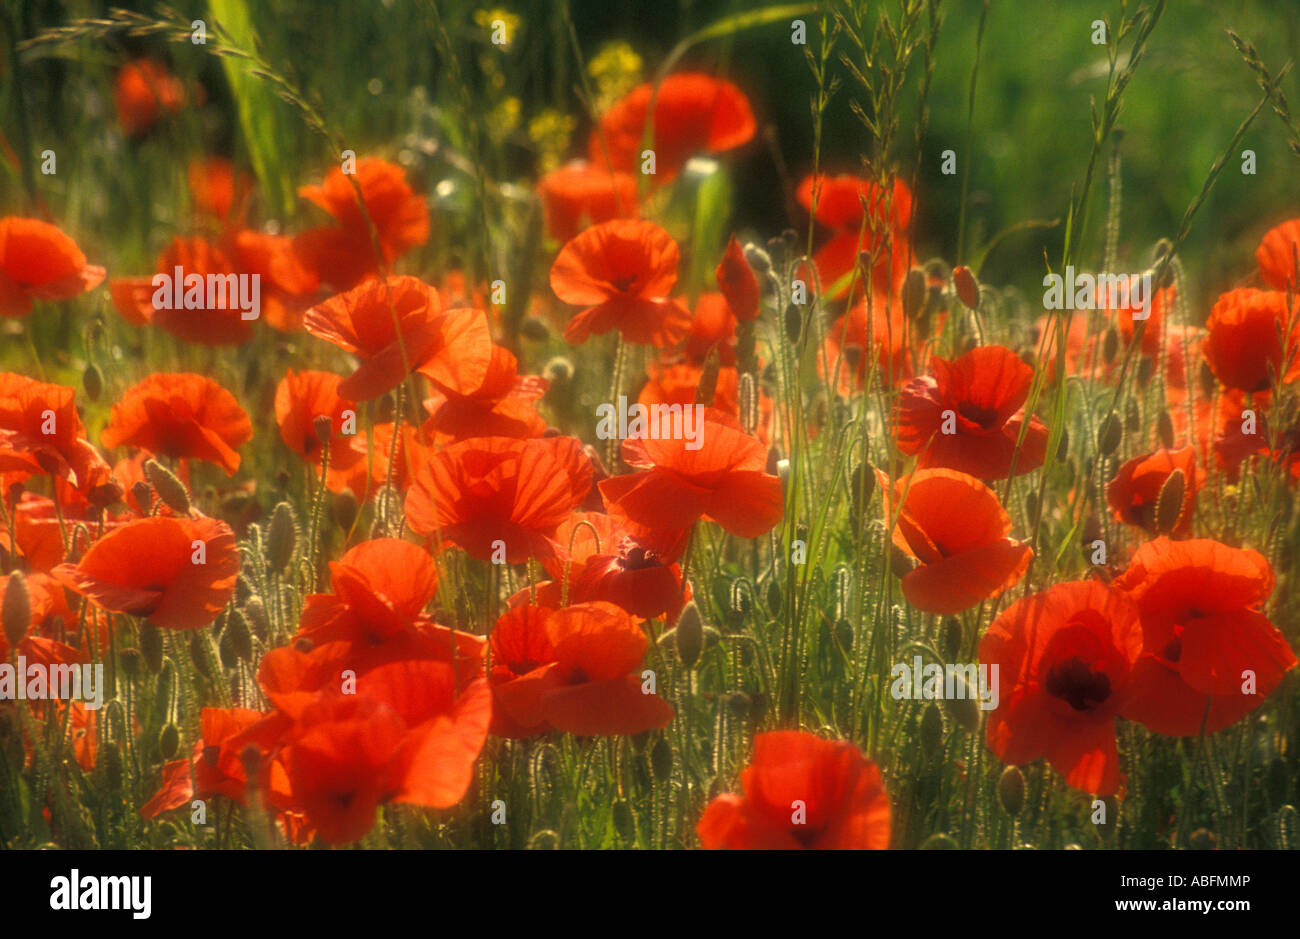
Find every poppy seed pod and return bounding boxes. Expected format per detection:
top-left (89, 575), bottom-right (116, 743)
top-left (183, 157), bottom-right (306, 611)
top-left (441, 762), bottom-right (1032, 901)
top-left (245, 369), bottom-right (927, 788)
top-left (145, 458), bottom-right (191, 515)
top-left (3, 573), bottom-right (31, 648)
top-left (998, 765), bottom-right (1026, 816)
top-left (118, 647), bottom-right (143, 681)
top-left (267, 501), bottom-right (298, 574)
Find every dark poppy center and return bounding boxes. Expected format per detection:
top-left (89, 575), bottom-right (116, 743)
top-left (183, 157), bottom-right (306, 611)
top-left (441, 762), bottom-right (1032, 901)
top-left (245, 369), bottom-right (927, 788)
top-left (791, 825), bottom-right (821, 848)
top-left (609, 275), bottom-right (637, 294)
top-left (957, 401), bottom-right (998, 429)
top-left (1045, 655), bottom-right (1112, 711)
top-left (619, 544), bottom-right (662, 571)
top-left (565, 667), bottom-right (590, 685)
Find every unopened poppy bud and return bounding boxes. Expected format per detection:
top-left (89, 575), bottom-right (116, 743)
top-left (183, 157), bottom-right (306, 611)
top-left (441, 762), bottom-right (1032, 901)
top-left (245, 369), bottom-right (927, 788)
top-left (1157, 410), bottom-right (1174, 448)
top-left (942, 677), bottom-right (979, 732)
top-left (727, 692), bottom-right (751, 718)
top-left (889, 544), bottom-right (916, 579)
top-left (119, 647), bottom-right (143, 681)
top-left (226, 609), bottom-right (254, 662)
top-left (901, 268), bottom-right (927, 320)
top-left (765, 576), bottom-right (782, 614)
top-left (921, 833), bottom-right (959, 849)
top-left (1024, 489), bottom-right (1038, 520)
top-left (650, 736), bottom-right (672, 782)
top-left (145, 459), bottom-right (190, 515)
top-left (1102, 326), bottom-right (1119, 365)
top-left (1155, 468), bottom-right (1186, 535)
top-left (1125, 397), bottom-right (1141, 433)
top-left (920, 703), bottom-right (944, 755)
top-left (1189, 827), bottom-right (1217, 850)
top-left (739, 372), bottom-right (758, 435)
top-left (743, 243), bottom-right (771, 274)
top-left (140, 623), bottom-right (164, 674)
top-left (1136, 354), bottom-right (1155, 388)
top-left (189, 631), bottom-right (212, 677)
top-left (941, 617), bottom-right (962, 660)
top-left (98, 741), bottom-right (123, 792)
top-left (267, 502), bottom-right (298, 574)
top-left (83, 363), bottom-right (104, 402)
top-left (998, 765), bottom-right (1026, 816)
top-left (520, 316), bottom-right (550, 342)
top-left (158, 723), bottom-right (180, 761)
top-left (612, 799), bottom-right (635, 840)
top-left (675, 602), bottom-right (703, 669)
top-left (695, 348), bottom-right (720, 408)
top-left (332, 489), bottom-right (358, 532)
top-left (834, 618), bottom-right (853, 652)
top-left (952, 265), bottom-right (980, 309)
top-left (243, 596), bottom-right (270, 641)
top-left (850, 462), bottom-right (876, 518)
top-left (1098, 412), bottom-right (1122, 456)
top-left (127, 480), bottom-right (152, 514)
top-left (312, 415), bottom-right (333, 446)
top-left (3, 572), bottom-right (31, 648)
top-left (783, 304), bottom-right (802, 344)
top-left (543, 356), bottom-right (573, 385)
top-left (1198, 360), bottom-right (1217, 399)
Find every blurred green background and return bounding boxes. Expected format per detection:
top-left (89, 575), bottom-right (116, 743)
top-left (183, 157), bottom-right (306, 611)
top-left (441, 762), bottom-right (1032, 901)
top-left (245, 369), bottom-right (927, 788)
top-left (4, 0), bottom-right (1299, 320)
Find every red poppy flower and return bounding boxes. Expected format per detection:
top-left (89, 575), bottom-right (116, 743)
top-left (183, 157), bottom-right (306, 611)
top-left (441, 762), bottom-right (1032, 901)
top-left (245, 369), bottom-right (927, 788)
top-left (697, 730), bottom-right (891, 849)
top-left (715, 234), bottom-right (760, 322)
top-left (487, 605), bottom-right (557, 738)
top-left (109, 236), bottom-right (255, 345)
top-left (980, 580), bottom-right (1143, 796)
top-left (1256, 218), bottom-right (1300, 291)
top-left (52, 515), bottom-right (239, 630)
top-left (274, 369), bottom-right (369, 492)
top-left (421, 345), bottom-right (548, 444)
top-left (1204, 288), bottom-right (1300, 392)
top-left (491, 601), bottom-right (674, 736)
top-left (225, 229), bottom-right (319, 332)
top-left (1114, 538), bottom-right (1297, 736)
top-left (537, 162), bottom-right (639, 242)
top-left (140, 706), bottom-right (269, 818)
top-left (295, 157), bottom-right (430, 289)
top-left (1106, 446), bottom-right (1204, 537)
top-left (550, 219), bottom-right (691, 347)
top-left (113, 59), bottom-right (185, 136)
top-left (0, 373), bottom-right (113, 500)
top-left (534, 511), bottom-right (688, 621)
top-left (599, 408), bottom-right (783, 539)
top-left (298, 538), bottom-right (439, 646)
top-left (188, 157), bottom-right (253, 224)
top-left (0, 217), bottom-right (105, 317)
top-left (304, 276), bottom-right (493, 402)
top-left (896, 345), bottom-right (1048, 480)
top-left (1106, 285), bottom-right (1174, 361)
top-left (404, 435), bottom-right (593, 563)
top-left (100, 373), bottom-right (252, 476)
top-left (822, 293), bottom-right (913, 392)
top-left (796, 174), bottom-right (914, 299)
top-left (591, 73), bottom-right (756, 181)
top-left (683, 292), bottom-right (738, 366)
top-left (0, 572), bottom-right (77, 663)
top-left (879, 468), bottom-right (1031, 615)
top-left (274, 659), bottom-right (491, 844)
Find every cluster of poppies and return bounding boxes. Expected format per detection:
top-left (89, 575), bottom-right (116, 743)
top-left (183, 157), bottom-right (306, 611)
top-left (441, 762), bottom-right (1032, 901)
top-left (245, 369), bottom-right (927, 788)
top-left (3, 50), bottom-right (1299, 851)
